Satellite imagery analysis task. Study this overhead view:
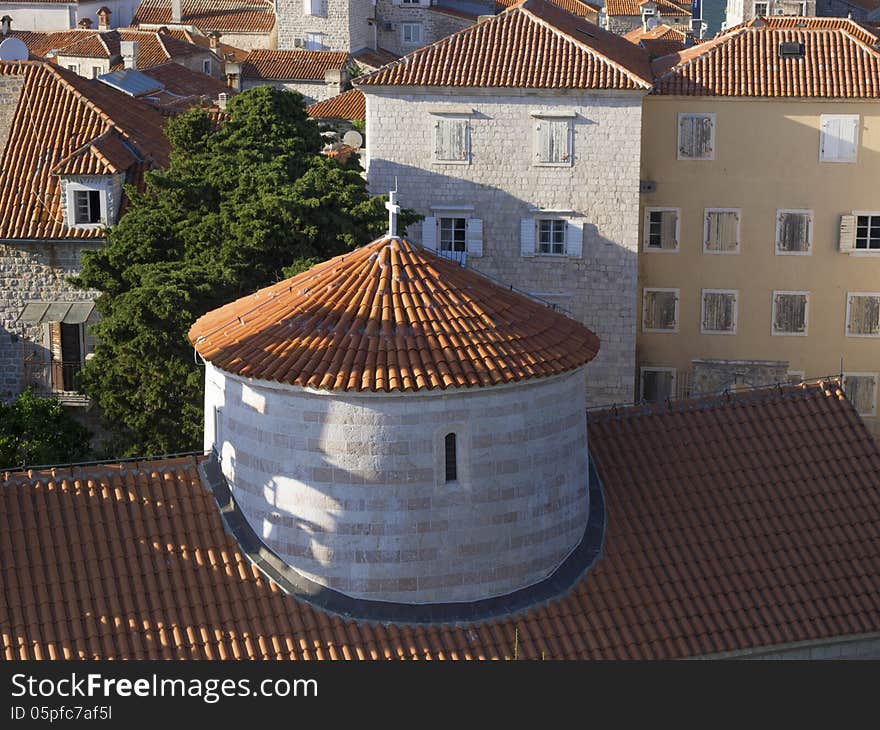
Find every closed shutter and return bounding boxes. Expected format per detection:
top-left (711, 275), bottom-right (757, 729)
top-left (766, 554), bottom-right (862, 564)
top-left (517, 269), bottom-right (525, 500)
top-left (643, 370), bottom-right (674, 402)
top-left (565, 219), bottom-right (583, 258)
top-left (821, 116), bottom-right (858, 161)
top-left (703, 292), bottom-right (735, 332)
top-left (465, 218), bottom-right (483, 257)
top-left (680, 115), bottom-right (713, 158)
top-left (536, 119), bottom-right (569, 163)
top-left (778, 212), bottom-right (810, 252)
top-left (422, 216), bottom-right (437, 250)
top-left (660, 292), bottom-right (677, 329)
top-left (844, 375), bottom-right (877, 415)
top-left (774, 293), bottom-right (807, 333)
top-left (660, 210), bottom-right (678, 249)
top-left (520, 218), bottom-right (536, 257)
top-left (840, 214), bottom-right (857, 252)
top-left (840, 116), bottom-right (859, 160)
top-left (48, 322), bottom-right (63, 390)
top-left (849, 295), bottom-right (880, 335)
top-left (705, 211), bottom-right (739, 251)
top-left (645, 291), bottom-right (677, 330)
top-left (435, 119), bottom-right (467, 161)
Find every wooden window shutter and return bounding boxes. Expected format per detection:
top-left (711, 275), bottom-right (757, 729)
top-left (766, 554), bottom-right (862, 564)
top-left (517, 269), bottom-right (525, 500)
top-left (660, 210), bottom-right (678, 249)
top-left (550, 120), bottom-right (568, 162)
top-left (679, 115), bottom-right (695, 157)
top-left (840, 116), bottom-right (859, 160)
top-left (661, 292), bottom-right (677, 328)
top-left (706, 211), bottom-right (738, 251)
top-left (48, 322), bottom-right (63, 390)
top-left (698, 116), bottom-right (713, 156)
top-left (565, 219), bottom-right (583, 258)
top-left (421, 216), bottom-right (437, 249)
top-left (465, 218), bottom-right (483, 257)
top-left (840, 214), bottom-right (857, 252)
top-left (820, 116), bottom-right (838, 160)
top-left (851, 296), bottom-right (880, 335)
top-left (779, 212), bottom-right (809, 252)
top-left (774, 293), bottom-right (807, 333)
top-left (520, 218), bottom-right (536, 257)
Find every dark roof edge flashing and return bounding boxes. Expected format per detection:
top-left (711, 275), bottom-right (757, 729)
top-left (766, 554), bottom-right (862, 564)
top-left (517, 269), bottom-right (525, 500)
top-left (199, 451), bottom-right (607, 626)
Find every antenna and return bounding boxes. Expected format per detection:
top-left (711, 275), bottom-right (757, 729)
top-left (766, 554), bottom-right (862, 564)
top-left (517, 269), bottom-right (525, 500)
top-left (385, 178), bottom-right (400, 238)
top-left (0, 37), bottom-right (28, 62)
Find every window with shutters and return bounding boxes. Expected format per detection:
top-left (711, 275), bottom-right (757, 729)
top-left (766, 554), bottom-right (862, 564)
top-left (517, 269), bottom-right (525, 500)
top-left (91, 66), bottom-right (102, 79)
top-left (772, 291), bottom-right (809, 336)
top-left (46, 321), bottom-right (85, 392)
top-left (303, 32), bottom-right (324, 50)
top-left (640, 367), bottom-right (676, 403)
top-left (775, 209), bottom-right (812, 254)
top-left (644, 208), bottom-right (679, 251)
top-left (538, 219), bottom-right (566, 255)
top-left (642, 288), bottom-right (679, 332)
top-left (433, 116), bottom-right (469, 163)
top-left (820, 114), bottom-right (859, 162)
top-left (854, 213), bottom-right (880, 250)
top-left (439, 217), bottom-right (467, 252)
top-left (534, 117), bottom-right (572, 166)
top-left (677, 113), bottom-right (715, 160)
top-left (701, 289), bottom-right (738, 334)
top-left (73, 190), bottom-right (101, 225)
top-left (303, 0), bottom-right (325, 16)
top-left (401, 22), bottom-right (423, 44)
top-left (703, 209), bottom-right (740, 253)
top-left (842, 373), bottom-right (878, 416)
top-left (846, 292), bottom-right (880, 337)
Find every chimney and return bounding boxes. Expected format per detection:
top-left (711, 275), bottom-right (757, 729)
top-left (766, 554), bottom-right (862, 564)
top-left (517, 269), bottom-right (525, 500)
top-left (172, 0), bottom-right (182, 24)
top-left (208, 30), bottom-right (221, 50)
top-left (217, 92), bottom-right (229, 110)
top-left (97, 6), bottom-right (112, 31)
top-left (225, 60), bottom-right (241, 90)
top-left (1, 15), bottom-right (12, 35)
top-left (120, 40), bottom-right (139, 69)
top-left (78, 17), bottom-right (93, 30)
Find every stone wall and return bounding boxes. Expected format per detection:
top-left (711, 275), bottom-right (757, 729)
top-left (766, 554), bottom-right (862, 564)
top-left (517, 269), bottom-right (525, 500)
top-left (206, 363), bottom-right (591, 604)
top-left (276, 0), bottom-right (374, 51)
top-left (727, 0), bottom-right (817, 26)
top-left (375, 4), bottom-right (473, 57)
top-left (0, 241), bottom-right (101, 399)
top-left (691, 359), bottom-right (790, 395)
top-left (240, 77), bottom-right (336, 103)
top-left (0, 75), bottom-right (24, 170)
top-left (365, 87), bottom-right (644, 406)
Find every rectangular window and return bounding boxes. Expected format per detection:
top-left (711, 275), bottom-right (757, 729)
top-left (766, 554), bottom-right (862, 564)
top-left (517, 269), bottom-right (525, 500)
top-left (753, 1), bottom-right (768, 14)
top-left (642, 288), bottom-right (679, 332)
top-left (640, 367), bottom-right (676, 403)
top-left (855, 214), bottom-right (880, 250)
top-left (820, 114), bottom-right (859, 163)
top-left (401, 22), bottom-right (423, 44)
top-left (535, 118), bottom-right (571, 165)
top-left (444, 432), bottom-right (457, 482)
top-left (843, 373), bottom-right (878, 417)
top-left (434, 117), bottom-right (469, 163)
top-left (846, 293), bottom-right (880, 337)
top-left (644, 208), bottom-right (679, 251)
top-left (772, 291), bottom-right (809, 336)
top-left (303, 0), bottom-right (324, 15)
top-left (67, 64), bottom-right (79, 74)
top-left (202, 59), bottom-right (212, 75)
top-left (91, 66), bottom-right (102, 79)
top-left (303, 32), bottom-right (325, 50)
top-left (538, 219), bottom-right (566, 255)
top-left (776, 209), bottom-right (812, 254)
top-left (704, 209), bottom-right (740, 253)
top-left (701, 289), bottom-right (738, 334)
top-left (74, 190), bottom-right (101, 225)
top-left (678, 113), bottom-right (715, 160)
top-left (439, 217), bottom-right (467, 252)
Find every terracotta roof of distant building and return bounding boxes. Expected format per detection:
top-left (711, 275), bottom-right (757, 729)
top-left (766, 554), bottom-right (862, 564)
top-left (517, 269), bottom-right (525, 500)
top-left (624, 22), bottom-right (695, 57)
top-left (160, 27), bottom-right (249, 61)
top-left (3, 383), bottom-right (880, 659)
top-left (604, 0), bottom-right (690, 15)
top-left (132, 0), bottom-right (275, 33)
top-left (725, 15), bottom-right (880, 45)
top-left (141, 60), bottom-right (232, 99)
top-left (351, 47), bottom-right (399, 71)
top-left (241, 49), bottom-right (349, 81)
top-left (0, 61), bottom-right (169, 241)
top-left (306, 88), bottom-right (365, 120)
top-left (496, 0), bottom-right (600, 19)
top-left (652, 20), bottom-right (880, 97)
top-left (5, 30), bottom-right (86, 58)
top-left (189, 236), bottom-right (600, 392)
top-left (431, 3), bottom-right (482, 20)
top-left (358, 0), bottom-right (652, 90)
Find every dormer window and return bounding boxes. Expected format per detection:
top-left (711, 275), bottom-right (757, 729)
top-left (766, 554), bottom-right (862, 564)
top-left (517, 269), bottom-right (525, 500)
top-left (74, 190), bottom-right (101, 224)
top-left (63, 179), bottom-right (112, 228)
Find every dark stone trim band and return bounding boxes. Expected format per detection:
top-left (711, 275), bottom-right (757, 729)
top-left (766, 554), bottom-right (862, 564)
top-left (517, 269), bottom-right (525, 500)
top-left (199, 453), bottom-right (607, 625)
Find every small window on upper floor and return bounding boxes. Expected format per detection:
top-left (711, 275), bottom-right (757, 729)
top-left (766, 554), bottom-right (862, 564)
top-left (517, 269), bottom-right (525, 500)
top-left (534, 116), bottom-right (572, 166)
top-left (433, 116), bottom-right (469, 163)
top-left (401, 22), bottom-right (423, 45)
top-left (439, 217), bottom-right (467, 252)
top-left (820, 114), bottom-right (859, 163)
top-left (520, 216), bottom-right (583, 258)
top-left (642, 288), bottom-right (679, 332)
top-left (753, 1), bottom-right (768, 15)
top-left (776, 209), bottom-right (812, 254)
top-left (701, 289), bottom-right (738, 335)
top-left (846, 292), bottom-right (880, 337)
top-left (444, 432), bottom-right (457, 482)
top-left (422, 214), bottom-right (483, 259)
top-left (74, 190), bottom-right (102, 225)
top-left (704, 209), bottom-right (740, 253)
top-left (644, 208), bottom-right (679, 252)
top-left (678, 113), bottom-right (715, 160)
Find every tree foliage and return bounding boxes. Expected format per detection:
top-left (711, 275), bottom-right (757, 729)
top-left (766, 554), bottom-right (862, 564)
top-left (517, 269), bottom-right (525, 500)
top-left (0, 389), bottom-right (92, 469)
top-left (73, 86), bottom-right (415, 456)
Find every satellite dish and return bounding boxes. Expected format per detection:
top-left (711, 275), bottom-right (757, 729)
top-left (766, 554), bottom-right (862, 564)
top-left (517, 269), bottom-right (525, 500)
top-left (342, 129), bottom-right (363, 149)
top-left (646, 17), bottom-right (661, 29)
top-left (0, 37), bottom-right (28, 62)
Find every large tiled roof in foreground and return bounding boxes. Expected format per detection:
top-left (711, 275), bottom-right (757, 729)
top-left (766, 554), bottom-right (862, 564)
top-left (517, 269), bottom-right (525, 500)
top-left (241, 50), bottom-right (349, 81)
top-left (189, 237), bottom-right (600, 392)
top-left (0, 61), bottom-right (169, 241)
top-left (652, 19), bottom-right (880, 97)
top-left (3, 384), bottom-right (880, 659)
top-left (358, 0), bottom-right (652, 90)
top-left (306, 89), bottom-right (365, 120)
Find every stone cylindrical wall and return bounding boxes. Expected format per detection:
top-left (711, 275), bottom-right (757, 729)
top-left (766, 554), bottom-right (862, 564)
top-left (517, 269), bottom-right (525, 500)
top-left (204, 362), bottom-right (590, 604)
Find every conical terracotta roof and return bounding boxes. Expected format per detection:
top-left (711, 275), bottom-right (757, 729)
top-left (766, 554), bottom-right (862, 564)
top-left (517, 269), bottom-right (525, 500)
top-left (189, 237), bottom-right (600, 393)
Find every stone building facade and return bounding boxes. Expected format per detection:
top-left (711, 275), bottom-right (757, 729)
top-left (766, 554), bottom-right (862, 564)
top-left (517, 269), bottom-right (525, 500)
top-left (725, 0), bottom-right (817, 28)
top-left (240, 75), bottom-right (342, 103)
top-left (276, 0), bottom-right (375, 51)
top-left (374, 2), bottom-right (475, 57)
top-left (364, 87), bottom-right (645, 407)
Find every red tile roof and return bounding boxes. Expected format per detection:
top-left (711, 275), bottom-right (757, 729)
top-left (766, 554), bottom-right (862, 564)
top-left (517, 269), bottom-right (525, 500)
top-left (306, 88), bottom-right (365, 121)
top-left (132, 0), bottom-right (275, 33)
top-left (3, 383), bottom-right (880, 660)
top-left (141, 60), bottom-right (233, 99)
top-left (358, 0), bottom-right (652, 90)
top-left (189, 236), bottom-right (601, 392)
top-left (52, 131), bottom-right (139, 175)
top-left (351, 47), bottom-right (399, 71)
top-left (604, 0), bottom-right (690, 15)
top-left (726, 15), bottom-right (880, 45)
top-left (5, 30), bottom-right (86, 58)
top-left (624, 23), bottom-right (696, 57)
top-left (241, 49), bottom-right (349, 81)
top-left (652, 21), bottom-right (880, 97)
top-left (496, 0), bottom-right (601, 20)
top-left (160, 27), bottom-right (249, 61)
top-left (0, 61), bottom-right (170, 241)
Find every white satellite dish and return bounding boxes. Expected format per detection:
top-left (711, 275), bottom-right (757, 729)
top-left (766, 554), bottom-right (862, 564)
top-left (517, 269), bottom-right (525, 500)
top-left (646, 17), bottom-right (661, 29)
top-left (0, 37), bottom-right (28, 62)
top-left (342, 129), bottom-right (363, 149)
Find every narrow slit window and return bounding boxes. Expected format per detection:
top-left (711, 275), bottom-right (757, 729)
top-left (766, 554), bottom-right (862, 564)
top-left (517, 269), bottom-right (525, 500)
top-left (444, 432), bottom-right (457, 482)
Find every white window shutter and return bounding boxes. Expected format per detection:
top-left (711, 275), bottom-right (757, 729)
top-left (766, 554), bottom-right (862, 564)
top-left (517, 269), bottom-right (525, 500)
top-left (520, 218), bottom-right (536, 257)
top-left (565, 219), bottom-right (583, 258)
top-left (465, 218), bottom-right (483, 257)
top-left (821, 117), bottom-right (839, 160)
top-left (535, 121), bottom-right (547, 162)
top-left (840, 214), bottom-right (856, 252)
top-left (303, 0), bottom-right (310, 13)
top-left (422, 216), bottom-right (437, 250)
top-left (840, 116), bottom-right (859, 161)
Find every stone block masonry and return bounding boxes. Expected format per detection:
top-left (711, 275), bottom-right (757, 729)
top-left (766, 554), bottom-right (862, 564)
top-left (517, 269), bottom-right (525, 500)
top-left (365, 87), bottom-right (644, 407)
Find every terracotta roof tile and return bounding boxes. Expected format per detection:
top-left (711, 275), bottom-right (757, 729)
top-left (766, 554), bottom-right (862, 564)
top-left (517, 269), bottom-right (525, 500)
top-left (0, 61), bottom-right (170, 241)
top-left (160, 27), bottom-right (249, 61)
top-left (624, 22), bottom-right (697, 57)
top-left (141, 60), bottom-right (233, 99)
top-left (188, 236), bottom-right (600, 392)
top-left (241, 49), bottom-right (349, 81)
top-left (652, 21), bottom-right (880, 97)
top-left (351, 47), bottom-right (399, 71)
top-left (132, 0), bottom-right (275, 33)
top-left (3, 386), bottom-right (879, 659)
top-left (358, 0), bottom-right (652, 90)
top-left (604, 0), bottom-right (690, 15)
top-left (495, 0), bottom-right (600, 17)
top-left (306, 89), bottom-right (365, 120)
